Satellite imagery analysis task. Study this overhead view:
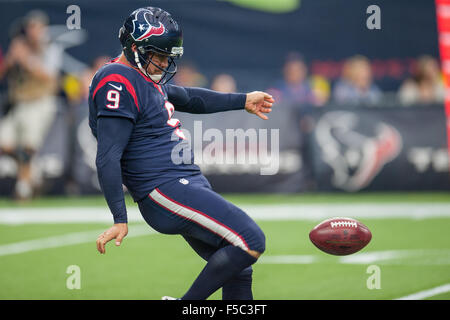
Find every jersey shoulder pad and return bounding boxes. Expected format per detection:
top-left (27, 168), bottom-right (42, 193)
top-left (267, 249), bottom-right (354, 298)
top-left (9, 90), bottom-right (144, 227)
top-left (91, 64), bottom-right (140, 121)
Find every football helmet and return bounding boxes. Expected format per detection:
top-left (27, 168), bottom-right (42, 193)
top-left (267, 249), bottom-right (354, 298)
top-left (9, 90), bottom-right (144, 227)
top-left (119, 7), bottom-right (183, 84)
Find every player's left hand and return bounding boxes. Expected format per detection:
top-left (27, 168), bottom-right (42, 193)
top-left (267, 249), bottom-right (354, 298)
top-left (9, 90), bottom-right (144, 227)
top-left (245, 91), bottom-right (275, 120)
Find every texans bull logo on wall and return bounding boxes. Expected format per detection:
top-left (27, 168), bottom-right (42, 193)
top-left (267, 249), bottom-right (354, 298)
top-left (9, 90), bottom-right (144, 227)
top-left (315, 111), bottom-right (403, 191)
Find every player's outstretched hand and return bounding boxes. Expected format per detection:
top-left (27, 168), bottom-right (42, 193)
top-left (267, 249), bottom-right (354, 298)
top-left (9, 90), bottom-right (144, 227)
top-left (96, 223), bottom-right (128, 254)
top-left (245, 91), bottom-right (275, 120)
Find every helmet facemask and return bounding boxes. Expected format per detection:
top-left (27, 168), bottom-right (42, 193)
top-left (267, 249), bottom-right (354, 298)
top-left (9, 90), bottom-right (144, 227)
top-left (134, 46), bottom-right (180, 85)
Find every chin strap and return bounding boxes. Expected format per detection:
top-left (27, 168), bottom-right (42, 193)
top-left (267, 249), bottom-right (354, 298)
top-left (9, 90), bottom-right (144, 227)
top-left (134, 51), bottom-right (163, 83)
top-left (134, 51), bottom-right (149, 77)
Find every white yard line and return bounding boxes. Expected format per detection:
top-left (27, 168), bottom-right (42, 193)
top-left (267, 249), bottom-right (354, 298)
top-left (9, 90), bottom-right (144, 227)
top-left (395, 283), bottom-right (450, 300)
top-left (259, 255), bottom-right (319, 264)
top-left (338, 249), bottom-right (450, 265)
top-left (1, 203), bottom-right (450, 225)
top-left (244, 203), bottom-right (450, 221)
top-left (0, 225), bottom-right (155, 257)
top-left (259, 249), bottom-right (450, 265)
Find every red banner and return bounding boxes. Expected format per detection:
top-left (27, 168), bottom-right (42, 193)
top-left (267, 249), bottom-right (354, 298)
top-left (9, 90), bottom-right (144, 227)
top-left (435, 0), bottom-right (450, 169)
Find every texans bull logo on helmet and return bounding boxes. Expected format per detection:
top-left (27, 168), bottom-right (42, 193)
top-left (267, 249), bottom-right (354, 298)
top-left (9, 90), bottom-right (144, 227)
top-left (131, 9), bottom-right (166, 41)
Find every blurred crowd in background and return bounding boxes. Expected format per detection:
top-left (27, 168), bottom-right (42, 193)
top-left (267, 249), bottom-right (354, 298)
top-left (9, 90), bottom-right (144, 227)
top-left (0, 10), bottom-right (446, 200)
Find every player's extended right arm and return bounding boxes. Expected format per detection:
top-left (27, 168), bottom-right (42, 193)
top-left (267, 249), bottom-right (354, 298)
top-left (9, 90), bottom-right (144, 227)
top-left (96, 116), bottom-right (134, 224)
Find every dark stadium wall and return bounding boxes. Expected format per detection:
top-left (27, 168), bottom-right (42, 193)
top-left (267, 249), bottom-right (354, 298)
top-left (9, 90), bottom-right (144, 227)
top-left (0, 0), bottom-right (447, 195)
top-left (0, 0), bottom-right (439, 91)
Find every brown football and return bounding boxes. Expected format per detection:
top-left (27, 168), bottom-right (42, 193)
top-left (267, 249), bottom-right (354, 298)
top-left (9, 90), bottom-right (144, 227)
top-left (309, 217), bottom-right (372, 256)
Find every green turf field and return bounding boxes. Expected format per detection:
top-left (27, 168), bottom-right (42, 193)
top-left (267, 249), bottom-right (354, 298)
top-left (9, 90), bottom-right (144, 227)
top-left (0, 193), bottom-right (449, 300)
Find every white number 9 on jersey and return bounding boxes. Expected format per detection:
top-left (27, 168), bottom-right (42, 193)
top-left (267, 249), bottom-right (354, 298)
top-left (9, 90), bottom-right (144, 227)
top-left (106, 90), bottom-right (120, 109)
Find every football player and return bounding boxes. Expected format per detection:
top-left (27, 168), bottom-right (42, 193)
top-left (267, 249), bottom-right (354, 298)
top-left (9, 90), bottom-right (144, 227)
top-left (90, 7), bottom-right (274, 300)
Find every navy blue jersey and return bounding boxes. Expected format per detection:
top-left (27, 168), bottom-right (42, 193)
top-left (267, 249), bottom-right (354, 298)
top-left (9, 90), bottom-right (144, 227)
top-left (89, 58), bottom-right (246, 218)
top-left (89, 60), bottom-right (202, 202)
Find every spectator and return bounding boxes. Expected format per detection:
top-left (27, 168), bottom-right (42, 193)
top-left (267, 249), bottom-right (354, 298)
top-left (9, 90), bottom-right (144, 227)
top-left (0, 10), bottom-right (61, 200)
top-left (398, 55), bottom-right (445, 105)
top-left (210, 73), bottom-right (237, 93)
top-left (332, 55), bottom-right (382, 106)
top-left (267, 52), bottom-right (318, 105)
top-left (310, 75), bottom-right (331, 106)
top-left (173, 61), bottom-right (208, 87)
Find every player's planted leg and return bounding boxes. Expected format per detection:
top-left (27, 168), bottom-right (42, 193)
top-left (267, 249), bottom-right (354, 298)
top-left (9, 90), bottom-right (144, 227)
top-left (222, 266), bottom-right (253, 300)
top-left (181, 245), bottom-right (263, 300)
top-left (182, 235), bottom-right (254, 300)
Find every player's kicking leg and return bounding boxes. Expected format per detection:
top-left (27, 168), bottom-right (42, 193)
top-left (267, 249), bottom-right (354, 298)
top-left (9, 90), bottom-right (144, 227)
top-left (137, 174), bottom-right (265, 300)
